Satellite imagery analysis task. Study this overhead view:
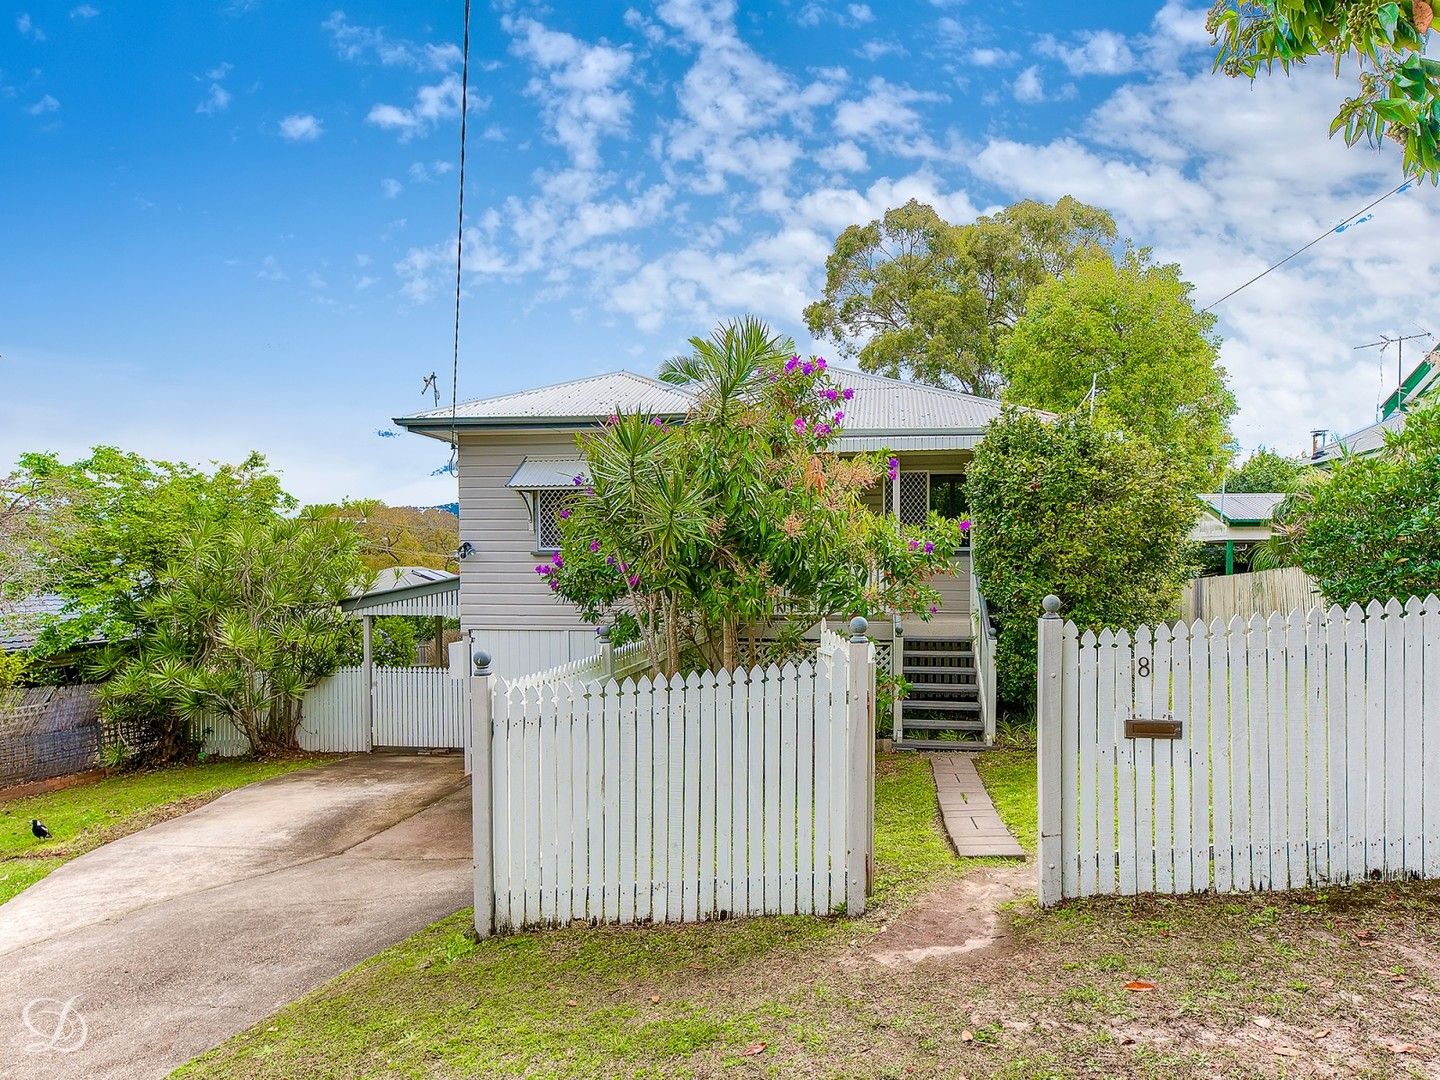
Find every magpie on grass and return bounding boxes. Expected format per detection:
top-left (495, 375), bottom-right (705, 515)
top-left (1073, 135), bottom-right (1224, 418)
top-left (30, 819), bottom-right (51, 840)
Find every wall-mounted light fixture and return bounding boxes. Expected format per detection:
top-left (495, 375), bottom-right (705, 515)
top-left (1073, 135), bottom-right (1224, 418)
top-left (456, 541), bottom-right (476, 560)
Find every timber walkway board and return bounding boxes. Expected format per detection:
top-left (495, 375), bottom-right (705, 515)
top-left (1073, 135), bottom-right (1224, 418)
top-left (928, 752), bottom-right (1026, 858)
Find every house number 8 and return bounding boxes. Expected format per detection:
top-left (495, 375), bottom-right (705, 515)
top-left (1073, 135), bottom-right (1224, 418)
top-left (1136, 658), bottom-right (1151, 678)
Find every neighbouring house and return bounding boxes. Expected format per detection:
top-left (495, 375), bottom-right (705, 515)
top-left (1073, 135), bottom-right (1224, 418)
top-left (1310, 347), bottom-right (1438, 464)
top-left (1188, 491), bottom-right (1286, 576)
top-left (394, 368), bottom-right (1004, 747)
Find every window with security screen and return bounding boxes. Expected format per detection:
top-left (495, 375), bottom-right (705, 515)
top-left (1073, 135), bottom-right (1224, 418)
top-left (896, 472), bottom-right (929, 524)
top-left (535, 490), bottom-right (573, 551)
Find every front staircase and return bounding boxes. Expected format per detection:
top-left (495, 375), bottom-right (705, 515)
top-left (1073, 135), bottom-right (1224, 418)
top-left (893, 633), bottom-right (988, 749)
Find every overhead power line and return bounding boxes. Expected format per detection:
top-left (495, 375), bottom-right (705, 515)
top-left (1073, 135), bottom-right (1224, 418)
top-left (1202, 178), bottom-right (1413, 312)
top-left (447, 0), bottom-right (473, 464)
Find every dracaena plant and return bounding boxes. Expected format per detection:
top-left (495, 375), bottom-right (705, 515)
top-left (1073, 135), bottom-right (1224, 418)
top-left (537, 316), bottom-right (966, 678)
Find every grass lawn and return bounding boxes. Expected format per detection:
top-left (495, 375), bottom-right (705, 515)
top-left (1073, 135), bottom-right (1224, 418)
top-left (0, 757), bottom-right (320, 905)
top-left (179, 749), bottom-right (1440, 1079)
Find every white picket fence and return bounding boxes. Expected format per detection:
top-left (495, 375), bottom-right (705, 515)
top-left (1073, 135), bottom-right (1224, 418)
top-left (505, 640), bottom-right (649, 692)
top-left (1037, 595), bottom-right (1440, 906)
top-left (469, 631), bottom-right (876, 933)
top-left (195, 665), bottom-right (465, 756)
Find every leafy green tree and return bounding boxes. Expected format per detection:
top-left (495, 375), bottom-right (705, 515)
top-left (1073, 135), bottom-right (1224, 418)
top-left (541, 317), bottom-right (966, 676)
top-left (1282, 400), bottom-right (1440, 603)
top-left (803, 197), bottom-right (1118, 397)
top-left (1209, 0), bottom-right (1440, 179)
top-left (12, 447), bottom-right (293, 655)
top-left (98, 517), bottom-right (367, 755)
top-left (1000, 250), bottom-right (1236, 486)
top-left (969, 409), bottom-right (1199, 714)
top-left (1221, 447), bottom-right (1308, 493)
top-left (307, 499), bottom-right (459, 572)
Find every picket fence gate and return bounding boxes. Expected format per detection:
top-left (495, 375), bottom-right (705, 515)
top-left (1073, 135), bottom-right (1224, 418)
top-left (1037, 595), bottom-right (1440, 906)
top-left (466, 626), bottom-right (877, 934)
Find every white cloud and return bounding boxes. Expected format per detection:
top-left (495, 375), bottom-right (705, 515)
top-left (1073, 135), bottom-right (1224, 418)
top-left (408, 160), bottom-right (454, 183)
top-left (1012, 65), bottom-right (1045, 104)
top-left (856, 40), bottom-right (906, 61)
top-left (1036, 29), bottom-right (1137, 76)
top-left (381, 177), bottom-right (402, 198)
top-left (323, 10), bottom-right (460, 72)
top-left (848, 4), bottom-right (874, 23)
top-left (503, 16), bottom-right (633, 171)
top-left (366, 75), bottom-right (468, 142)
top-left (15, 13), bottom-right (44, 40)
top-left (196, 83), bottom-right (230, 115)
top-left (69, 5), bottom-right (99, 19)
top-left (26, 94), bottom-right (59, 115)
top-left (834, 78), bottom-right (944, 155)
top-left (355, 274), bottom-right (379, 291)
top-left (279, 113), bottom-right (323, 141)
top-left (968, 62), bottom-right (1435, 456)
top-left (257, 256), bottom-right (287, 281)
top-left (967, 47), bottom-right (1019, 68)
top-left (196, 62), bottom-right (232, 115)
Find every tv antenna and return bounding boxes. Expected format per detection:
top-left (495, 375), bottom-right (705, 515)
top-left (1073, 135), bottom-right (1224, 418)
top-left (421, 372), bottom-right (440, 407)
top-left (1354, 330), bottom-right (1432, 415)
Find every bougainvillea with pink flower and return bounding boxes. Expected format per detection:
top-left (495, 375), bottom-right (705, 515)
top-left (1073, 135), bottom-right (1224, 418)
top-left (540, 316), bottom-right (963, 677)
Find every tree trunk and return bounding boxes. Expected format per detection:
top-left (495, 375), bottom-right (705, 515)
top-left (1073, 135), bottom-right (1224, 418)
top-left (721, 618), bottom-right (738, 671)
top-left (664, 599), bottom-right (681, 678)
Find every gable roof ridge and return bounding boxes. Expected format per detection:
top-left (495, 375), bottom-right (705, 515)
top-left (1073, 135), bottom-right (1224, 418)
top-left (405, 368), bottom-right (696, 420)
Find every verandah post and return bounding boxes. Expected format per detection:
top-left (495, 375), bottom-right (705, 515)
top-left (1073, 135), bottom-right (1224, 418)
top-left (846, 616), bottom-right (872, 916)
top-left (471, 645), bottom-right (496, 937)
top-left (1037, 595), bottom-right (1063, 907)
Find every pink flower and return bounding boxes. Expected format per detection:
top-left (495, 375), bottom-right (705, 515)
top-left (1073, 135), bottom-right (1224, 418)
top-left (928, 604), bottom-right (938, 615)
top-left (908, 539), bottom-right (919, 550)
top-left (816, 357), bottom-right (827, 370)
top-left (823, 388), bottom-right (839, 401)
top-left (535, 565), bottom-right (551, 576)
top-left (815, 423), bottom-right (831, 436)
top-left (572, 475), bottom-right (585, 486)
top-left (589, 539), bottom-right (601, 552)
top-left (887, 456), bottom-right (899, 481)
top-left (606, 414), bottom-right (619, 426)
top-left (842, 387), bottom-right (854, 400)
top-left (558, 508), bottom-right (572, 520)
top-left (834, 410), bottom-right (845, 423)
top-left (924, 541), bottom-right (934, 554)
top-left (551, 553), bottom-right (564, 567)
top-left (785, 356), bottom-right (800, 372)
top-left (794, 417), bottom-right (807, 433)
top-left (550, 581), bottom-right (560, 592)
top-left (959, 519), bottom-right (973, 533)
top-left (627, 574), bottom-right (641, 588)
top-left (801, 361), bottom-right (814, 376)
top-left (650, 417), bottom-right (665, 426)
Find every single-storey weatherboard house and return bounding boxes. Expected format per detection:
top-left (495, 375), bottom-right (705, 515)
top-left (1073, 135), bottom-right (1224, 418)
top-left (395, 368), bottom-right (1005, 747)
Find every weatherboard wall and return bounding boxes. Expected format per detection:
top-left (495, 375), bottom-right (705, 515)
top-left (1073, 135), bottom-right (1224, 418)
top-left (457, 429), bottom-right (599, 679)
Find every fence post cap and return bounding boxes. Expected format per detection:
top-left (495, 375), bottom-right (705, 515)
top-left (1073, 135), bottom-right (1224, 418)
top-left (849, 615), bottom-right (869, 642)
top-left (596, 624), bottom-right (612, 643)
top-left (472, 648), bottom-right (492, 676)
top-left (1042, 594), bottom-right (1062, 618)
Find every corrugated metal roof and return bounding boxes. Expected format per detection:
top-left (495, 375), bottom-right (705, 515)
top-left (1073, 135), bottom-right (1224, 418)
top-left (342, 568), bottom-right (460, 617)
top-left (0, 595), bottom-right (81, 652)
top-left (366, 566), bottom-right (456, 592)
top-left (507, 457), bottom-right (590, 489)
top-left (1197, 492), bottom-right (1286, 524)
top-left (834, 369), bottom-right (1005, 432)
top-left (396, 371), bottom-right (694, 430)
top-left (829, 434), bottom-right (982, 452)
top-left (1312, 412), bottom-right (1405, 463)
top-left (396, 366), bottom-right (1013, 439)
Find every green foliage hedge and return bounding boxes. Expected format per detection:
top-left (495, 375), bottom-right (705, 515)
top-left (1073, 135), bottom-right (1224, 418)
top-left (969, 409), bottom-right (1198, 715)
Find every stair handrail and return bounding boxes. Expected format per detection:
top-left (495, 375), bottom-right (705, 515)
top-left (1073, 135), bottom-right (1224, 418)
top-left (970, 567), bottom-right (999, 745)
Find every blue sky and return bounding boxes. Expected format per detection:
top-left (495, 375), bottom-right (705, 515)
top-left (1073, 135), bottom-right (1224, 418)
top-left (2, 1), bottom-right (1435, 506)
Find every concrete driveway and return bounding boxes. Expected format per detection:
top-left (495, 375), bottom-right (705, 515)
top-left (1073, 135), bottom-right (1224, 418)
top-left (0, 754), bottom-right (471, 1080)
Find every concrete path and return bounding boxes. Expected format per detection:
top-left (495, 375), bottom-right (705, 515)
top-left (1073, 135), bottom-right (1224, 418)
top-left (928, 753), bottom-right (1026, 858)
top-left (0, 754), bottom-right (471, 1080)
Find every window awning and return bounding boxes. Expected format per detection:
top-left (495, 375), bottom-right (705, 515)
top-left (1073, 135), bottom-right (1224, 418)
top-left (506, 457), bottom-right (590, 489)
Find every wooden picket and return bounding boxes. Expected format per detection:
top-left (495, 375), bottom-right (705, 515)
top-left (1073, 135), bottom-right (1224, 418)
top-left (1038, 595), bottom-right (1440, 906)
top-left (481, 643), bottom-right (871, 930)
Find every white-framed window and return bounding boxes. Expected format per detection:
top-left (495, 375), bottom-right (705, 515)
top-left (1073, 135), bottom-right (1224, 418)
top-left (895, 471), bottom-right (929, 525)
top-left (534, 489), bottom-right (572, 552)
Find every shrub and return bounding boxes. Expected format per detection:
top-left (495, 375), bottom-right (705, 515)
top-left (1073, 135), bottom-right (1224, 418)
top-left (969, 409), bottom-right (1198, 715)
top-left (1290, 400), bottom-right (1440, 606)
